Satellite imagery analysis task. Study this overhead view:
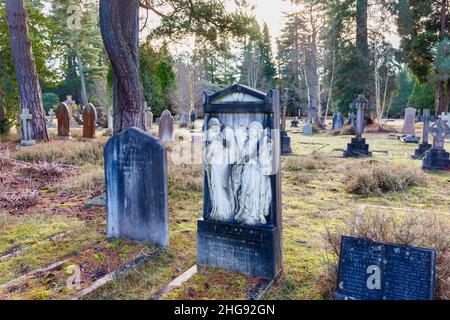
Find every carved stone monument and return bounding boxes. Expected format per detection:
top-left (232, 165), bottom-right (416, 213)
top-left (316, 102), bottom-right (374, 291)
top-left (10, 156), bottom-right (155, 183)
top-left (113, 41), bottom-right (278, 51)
top-left (104, 127), bottom-right (169, 246)
top-left (145, 109), bottom-right (153, 133)
top-left (179, 113), bottom-right (189, 129)
top-left (158, 109), bottom-right (174, 143)
top-left (19, 108), bottom-right (36, 146)
top-left (197, 84), bottom-right (283, 279)
top-left (344, 95), bottom-right (371, 158)
top-left (55, 102), bottom-right (70, 140)
top-left (422, 118), bottom-right (450, 171)
top-left (280, 92), bottom-right (292, 155)
top-left (302, 122), bottom-right (313, 136)
top-left (82, 103), bottom-right (97, 139)
top-left (64, 95), bottom-right (78, 127)
top-left (401, 107), bottom-right (417, 135)
top-left (107, 108), bottom-right (113, 130)
top-left (412, 109), bottom-right (432, 159)
top-left (335, 236), bottom-right (436, 300)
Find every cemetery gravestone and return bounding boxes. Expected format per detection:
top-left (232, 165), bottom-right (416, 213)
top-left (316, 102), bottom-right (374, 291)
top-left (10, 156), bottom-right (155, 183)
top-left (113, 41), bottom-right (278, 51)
top-left (302, 122), bottom-right (313, 136)
top-left (197, 84), bottom-right (283, 279)
top-left (145, 109), bottom-right (153, 133)
top-left (82, 103), bottom-right (97, 139)
top-left (47, 109), bottom-right (56, 128)
top-left (158, 110), bottom-right (174, 143)
top-left (422, 119), bottom-right (450, 171)
top-left (190, 110), bottom-right (197, 123)
top-left (290, 117), bottom-right (299, 128)
top-left (280, 93), bottom-right (292, 155)
top-left (179, 113), bottom-right (189, 129)
top-left (64, 95), bottom-right (78, 127)
top-left (20, 108), bottom-right (36, 146)
top-left (412, 109), bottom-right (432, 159)
top-left (344, 95), bottom-right (371, 158)
top-left (107, 109), bottom-right (113, 130)
top-left (104, 127), bottom-right (169, 246)
top-left (332, 112), bottom-right (344, 131)
top-left (401, 107), bottom-right (417, 135)
top-left (55, 102), bottom-right (70, 140)
top-left (335, 236), bottom-right (436, 300)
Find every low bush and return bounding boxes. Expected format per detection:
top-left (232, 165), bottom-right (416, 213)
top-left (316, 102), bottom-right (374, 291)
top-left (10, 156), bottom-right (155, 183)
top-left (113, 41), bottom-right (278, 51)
top-left (343, 162), bottom-right (426, 196)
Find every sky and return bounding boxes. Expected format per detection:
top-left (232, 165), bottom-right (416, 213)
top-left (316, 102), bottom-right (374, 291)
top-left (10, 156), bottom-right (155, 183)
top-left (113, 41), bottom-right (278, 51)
top-left (141, 0), bottom-right (400, 55)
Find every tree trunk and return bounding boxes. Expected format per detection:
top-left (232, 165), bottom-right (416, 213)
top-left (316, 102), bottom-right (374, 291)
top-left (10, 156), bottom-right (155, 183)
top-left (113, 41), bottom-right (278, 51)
top-left (445, 80), bottom-right (450, 114)
top-left (356, 0), bottom-right (371, 98)
top-left (99, 0), bottom-right (145, 134)
top-left (436, 0), bottom-right (447, 116)
top-left (76, 51), bottom-right (89, 108)
top-left (6, 0), bottom-right (48, 142)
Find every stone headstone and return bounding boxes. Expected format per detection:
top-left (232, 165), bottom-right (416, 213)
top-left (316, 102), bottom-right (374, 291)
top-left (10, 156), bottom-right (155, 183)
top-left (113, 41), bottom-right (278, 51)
top-left (302, 123), bottom-right (313, 136)
top-left (401, 107), bottom-right (417, 135)
top-left (190, 110), bottom-right (196, 123)
top-left (19, 108), bottom-right (36, 146)
top-left (335, 236), bottom-right (436, 300)
top-left (290, 118), bottom-right (299, 128)
top-left (55, 102), bottom-right (70, 139)
top-left (47, 109), bottom-right (56, 128)
top-left (82, 103), bottom-right (97, 139)
top-left (197, 84), bottom-right (283, 279)
top-left (158, 110), bottom-right (174, 143)
top-left (344, 95), bottom-right (371, 158)
top-left (104, 127), bottom-right (169, 246)
top-left (145, 109), bottom-right (153, 132)
top-left (64, 95), bottom-right (78, 127)
top-left (422, 119), bottom-right (450, 171)
top-left (332, 112), bottom-right (345, 130)
top-left (96, 106), bottom-right (107, 128)
top-left (107, 109), bottom-right (113, 130)
top-left (412, 109), bottom-right (432, 159)
top-left (179, 113), bottom-right (189, 129)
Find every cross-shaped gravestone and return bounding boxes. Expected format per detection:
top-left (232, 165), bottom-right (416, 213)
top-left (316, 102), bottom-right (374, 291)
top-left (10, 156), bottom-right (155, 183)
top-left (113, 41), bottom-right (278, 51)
top-left (20, 108), bottom-right (35, 146)
top-left (428, 119), bottom-right (450, 150)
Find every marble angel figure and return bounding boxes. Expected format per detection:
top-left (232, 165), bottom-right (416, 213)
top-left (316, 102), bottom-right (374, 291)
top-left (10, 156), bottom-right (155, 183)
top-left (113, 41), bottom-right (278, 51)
top-left (205, 118), bottom-right (233, 222)
top-left (235, 121), bottom-right (273, 226)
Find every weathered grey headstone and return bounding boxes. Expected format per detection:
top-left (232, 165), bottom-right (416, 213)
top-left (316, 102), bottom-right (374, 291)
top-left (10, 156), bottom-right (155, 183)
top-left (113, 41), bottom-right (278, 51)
top-left (422, 119), bottom-right (450, 171)
top-left (179, 113), bottom-right (189, 129)
top-left (335, 236), bottom-right (436, 300)
top-left (332, 112), bottom-right (345, 130)
top-left (20, 108), bottom-right (36, 146)
top-left (145, 109), bottom-right (153, 133)
top-left (158, 109), bottom-right (174, 143)
top-left (55, 102), bottom-right (70, 140)
top-left (197, 84), bottom-right (283, 279)
top-left (104, 127), bottom-right (169, 246)
top-left (107, 109), bottom-right (113, 130)
top-left (64, 95), bottom-right (78, 127)
top-left (302, 123), bottom-right (313, 136)
top-left (47, 109), bottom-right (56, 128)
top-left (82, 103), bottom-right (97, 139)
top-left (401, 107), bottom-right (417, 135)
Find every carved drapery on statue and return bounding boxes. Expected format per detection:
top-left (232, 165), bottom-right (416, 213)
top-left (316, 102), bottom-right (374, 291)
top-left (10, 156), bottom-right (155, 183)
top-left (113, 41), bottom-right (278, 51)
top-left (205, 118), bottom-right (274, 226)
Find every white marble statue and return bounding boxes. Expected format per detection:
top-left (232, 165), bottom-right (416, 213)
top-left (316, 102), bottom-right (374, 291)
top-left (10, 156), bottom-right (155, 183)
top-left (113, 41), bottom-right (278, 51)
top-left (205, 118), bottom-right (233, 221)
top-left (234, 121), bottom-right (273, 225)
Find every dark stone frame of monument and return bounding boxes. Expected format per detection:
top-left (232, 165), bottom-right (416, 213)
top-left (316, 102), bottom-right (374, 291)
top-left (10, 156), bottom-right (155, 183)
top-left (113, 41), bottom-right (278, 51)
top-left (197, 85), bottom-right (283, 279)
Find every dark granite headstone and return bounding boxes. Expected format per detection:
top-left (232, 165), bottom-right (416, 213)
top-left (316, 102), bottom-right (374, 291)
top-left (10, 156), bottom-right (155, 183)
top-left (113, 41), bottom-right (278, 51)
top-left (422, 119), bottom-right (450, 171)
top-left (104, 127), bottom-right (168, 247)
top-left (344, 95), bottom-right (371, 158)
top-left (197, 84), bottom-right (283, 279)
top-left (290, 118), bottom-right (299, 128)
top-left (412, 109), bottom-right (432, 159)
top-left (335, 236), bottom-right (436, 300)
top-left (190, 110), bottom-right (197, 123)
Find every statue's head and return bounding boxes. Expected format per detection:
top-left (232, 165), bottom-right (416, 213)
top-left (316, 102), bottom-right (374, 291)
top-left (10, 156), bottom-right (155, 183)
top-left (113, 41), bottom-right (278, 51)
top-left (248, 121), bottom-right (263, 139)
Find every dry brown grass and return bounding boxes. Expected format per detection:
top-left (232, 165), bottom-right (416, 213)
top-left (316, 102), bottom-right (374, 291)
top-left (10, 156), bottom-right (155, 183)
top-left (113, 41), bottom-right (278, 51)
top-left (343, 162), bottom-right (426, 196)
top-left (13, 139), bottom-right (105, 166)
top-left (320, 208), bottom-right (450, 300)
top-left (0, 190), bottom-right (40, 212)
top-left (168, 162), bottom-right (203, 193)
top-left (59, 166), bottom-right (105, 195)
top-left (283, 153), bottom-right (330, 172)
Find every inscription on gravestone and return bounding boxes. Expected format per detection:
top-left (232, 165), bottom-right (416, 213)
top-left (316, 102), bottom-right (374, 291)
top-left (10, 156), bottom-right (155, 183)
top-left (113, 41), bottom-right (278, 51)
top-left (335, 236), bottom-right (436, 300)
top-left (104, 128), bottom-right (169, 246)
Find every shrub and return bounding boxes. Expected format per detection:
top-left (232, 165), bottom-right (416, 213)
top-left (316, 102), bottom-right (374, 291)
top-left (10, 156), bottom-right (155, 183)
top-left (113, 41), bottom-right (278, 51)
top-left (343, 162), bottom-right (426, 196)
top-left (319, 208), bottom-right (450, 300)
top-left (283, 153), bottom-right (329, 172)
